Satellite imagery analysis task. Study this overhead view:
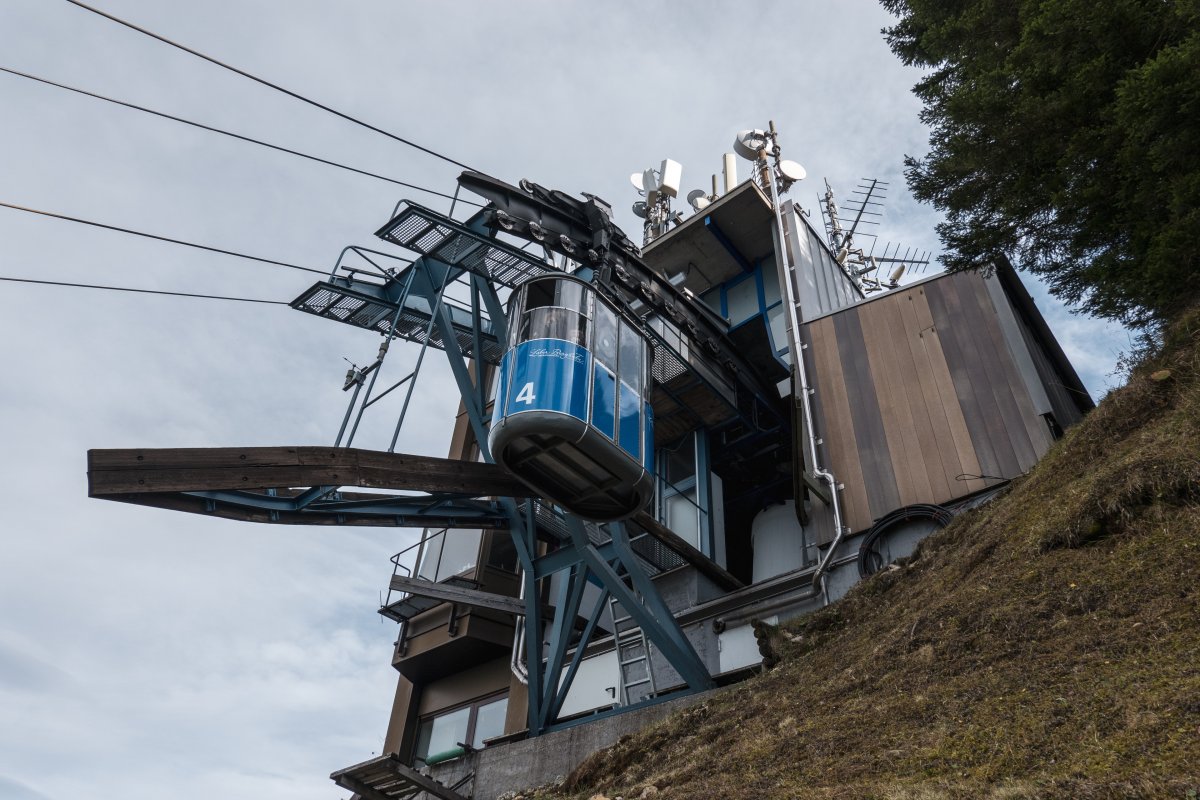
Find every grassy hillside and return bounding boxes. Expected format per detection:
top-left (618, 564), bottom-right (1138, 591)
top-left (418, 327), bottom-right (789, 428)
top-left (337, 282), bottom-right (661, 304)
top-left (543, 309), bottom-right (1200, 800)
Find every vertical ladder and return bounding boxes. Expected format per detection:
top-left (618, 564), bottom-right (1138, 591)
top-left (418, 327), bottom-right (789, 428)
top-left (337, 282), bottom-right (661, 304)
top-left (607, 593), bottom-right (656, 705)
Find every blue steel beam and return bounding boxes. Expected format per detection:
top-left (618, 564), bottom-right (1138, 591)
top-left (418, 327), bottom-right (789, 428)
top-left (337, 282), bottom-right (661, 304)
top-left (704, 215), bottom-right (754, 273)
top-left (547, 585), bottom-right (611, 723)
top-left (181, 490), bottom-right (506, 521)
top-left (565, 517), bottom-right (713, 695)
top-left (539, 563), bottom-right (589, 730)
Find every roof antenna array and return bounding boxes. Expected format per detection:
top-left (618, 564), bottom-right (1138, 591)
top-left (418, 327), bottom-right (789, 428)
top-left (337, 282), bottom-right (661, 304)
top-left (732, 126), bottom-right (806, 197)
top-left (631, 159), bottom-right (683, 246)
top-left (819, 178), bottom-right (930, 293)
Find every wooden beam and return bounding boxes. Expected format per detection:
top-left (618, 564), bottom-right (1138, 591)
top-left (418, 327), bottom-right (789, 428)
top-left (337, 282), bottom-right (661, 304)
top-left (632, 511), bottom-right (744, 590)
top-left (87, 446), bottom-right (530, 498)
top-left (389, 575), bottom-right (526, 616)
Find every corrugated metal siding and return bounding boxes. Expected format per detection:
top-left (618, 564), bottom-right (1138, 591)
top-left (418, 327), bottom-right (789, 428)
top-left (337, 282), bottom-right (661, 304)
top-left (782, 201), bottom-right (862, 321)
top-left (802, 270), bottom-right (1057, 534)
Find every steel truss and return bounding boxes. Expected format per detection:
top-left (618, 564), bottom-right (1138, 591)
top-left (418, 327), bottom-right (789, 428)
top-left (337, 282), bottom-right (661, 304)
top-left (291, 200), bottom-right (716, 733)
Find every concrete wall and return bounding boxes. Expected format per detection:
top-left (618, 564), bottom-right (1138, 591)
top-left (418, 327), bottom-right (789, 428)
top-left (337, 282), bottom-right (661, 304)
top-left (418, 688), bottom-right (720, 800)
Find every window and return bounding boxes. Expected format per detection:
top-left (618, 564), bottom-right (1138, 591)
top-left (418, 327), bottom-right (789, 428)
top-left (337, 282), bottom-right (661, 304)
top-left (517, 277), bottom-right (590, 345)
top-left (485, 530), bottom-right (519, 573)
top-left (414, 706), bottom-right (469, 764)
top-left (658, 433), bottom-right (705, 552)
top-left (471, 696), bottom-right (508, 747)
top-left (416, 528), bottom-right (482, 583)
top-left (414, 694), bottom-right (509, 764)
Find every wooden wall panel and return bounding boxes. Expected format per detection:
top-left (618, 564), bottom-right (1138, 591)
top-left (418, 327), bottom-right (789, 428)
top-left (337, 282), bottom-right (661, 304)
top-left (858, 295), bottom-right (935, 509)
top-left (969, 275), bottom-right (1055, 468)
top-left (902, 287), bottom-right (987, 497)
top-left (802, 270), bottom-right (1061, 534)
top-left (879, 291), bottom-right (954, 504)
top-left (924, 278), bottom-right (1016, 481)
top-left (833, 310), bottom-right (902, 520)
top-left (806, 317), bottom-right (873, 535)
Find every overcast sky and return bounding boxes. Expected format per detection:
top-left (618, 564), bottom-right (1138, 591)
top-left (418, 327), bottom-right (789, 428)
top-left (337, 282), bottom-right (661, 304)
top-left (0, 3), bottom-right (1129, 799)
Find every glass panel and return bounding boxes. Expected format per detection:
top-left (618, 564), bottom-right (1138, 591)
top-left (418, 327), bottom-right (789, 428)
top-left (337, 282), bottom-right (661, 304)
top-left (665, 488), bottom-right (701, 549)
top-left (521, 307), bottom-right (587, 345)
top-left (436, 528), bottom-right (481, 580)
top-left (700, 287), bottom-right (721, 314)
top-left (664, 434), bottom-right (696, 485)
top-left (415, 530), bottom-right (445, 582)
top-left (472, 696), bottom-right (509, 748)
top-left (554, 280), bottom-right (588, 315)
top-left (618, 321), bottom-right (642, 395)
top-left (762, 263), bottom-right (782, 307)
top-left (726, 275), bottom-right (759, 326)
top-left (768, 304), bottom-right (789, 353)
top-left (618, 381), bottom-right (641, 458)
top-left (505, 292), bottom-right (525, 348)
top-left (593, 301), bottom-right (618, 368)
top-left (591, 364), bottom-right (616, 439)
top-left (485, 531), bottom-right (518, 573)
top-left (416, 706), bottom-right (470, 761)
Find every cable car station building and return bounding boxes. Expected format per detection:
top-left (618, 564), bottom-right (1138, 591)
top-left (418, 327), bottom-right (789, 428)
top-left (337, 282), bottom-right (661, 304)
top-left (86, 133), bottom-right (1093, 800)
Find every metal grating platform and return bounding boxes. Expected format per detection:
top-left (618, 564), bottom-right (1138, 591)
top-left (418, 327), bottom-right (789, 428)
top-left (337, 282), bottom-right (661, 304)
top-left (376, 202), bottom-right (559, 288)
top-left (331, 754), bottom-right (470, 800)
top-left (291, 278), bottom-right (503, 364)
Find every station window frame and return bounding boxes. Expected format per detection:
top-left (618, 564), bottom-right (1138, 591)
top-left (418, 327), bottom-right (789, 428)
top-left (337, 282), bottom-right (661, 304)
top-left (412, 691), bottom-right (510, 765)
top-left (656, 430), bottom-right (713, 556)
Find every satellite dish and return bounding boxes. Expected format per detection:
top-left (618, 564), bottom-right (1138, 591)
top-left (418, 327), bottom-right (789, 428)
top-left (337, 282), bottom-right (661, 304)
top-left (630, 172), bottom-right (645, 192)
top-left (779, 159), bottom-right (807, 182)
top-left (733, 129), bottom-right (769, 160)
top-left (687, 189), bottom-right (711, 212)
top-left (632, 201), bottom-right (648, 219)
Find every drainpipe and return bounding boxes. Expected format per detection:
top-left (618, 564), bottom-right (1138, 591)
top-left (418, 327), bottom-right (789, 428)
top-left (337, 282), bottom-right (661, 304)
top-left (509, 578), bottom-right (529, 684)
top-left (761, 123), bottom-right (847, 599)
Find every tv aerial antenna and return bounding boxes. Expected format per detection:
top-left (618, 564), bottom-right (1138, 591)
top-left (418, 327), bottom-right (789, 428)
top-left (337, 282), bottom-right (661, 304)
top-left (819, 178), bottom-right (931, 293)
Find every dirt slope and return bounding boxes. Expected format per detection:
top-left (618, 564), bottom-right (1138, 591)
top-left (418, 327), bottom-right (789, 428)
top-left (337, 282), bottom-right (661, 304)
top-left (543, 310), bottom-right (1200, 800)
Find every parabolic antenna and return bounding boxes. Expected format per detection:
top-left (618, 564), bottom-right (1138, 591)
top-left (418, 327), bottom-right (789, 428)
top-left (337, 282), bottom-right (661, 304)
top-left (779, 159), bottom-right (807, 182)
top-left (630, 172), bottom-right (645, 192)
top-left (687, 189), bottom-right (711, 212)
top-left (733, 129), bottom-right (769, 160)
top-left (632, 201), bottom-right (648, 219)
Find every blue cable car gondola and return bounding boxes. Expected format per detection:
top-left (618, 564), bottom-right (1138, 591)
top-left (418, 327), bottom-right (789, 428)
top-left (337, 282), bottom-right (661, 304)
top-left (489, 275), bottom-right (655, 521)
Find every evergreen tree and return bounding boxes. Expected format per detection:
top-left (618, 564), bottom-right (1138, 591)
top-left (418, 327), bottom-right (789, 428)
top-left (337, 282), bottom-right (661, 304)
top-left (881, 0), bottom-right (1200, 326)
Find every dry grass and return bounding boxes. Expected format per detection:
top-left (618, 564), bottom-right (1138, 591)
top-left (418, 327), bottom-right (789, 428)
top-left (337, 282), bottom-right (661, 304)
top-left (535, 308), bottom-right (1200, 800)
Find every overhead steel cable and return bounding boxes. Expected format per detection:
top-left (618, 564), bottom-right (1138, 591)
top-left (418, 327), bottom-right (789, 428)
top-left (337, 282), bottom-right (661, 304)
top-left (0, 200), bottom-right (326, 275)
top-left (0, 276), bottom-right (287, 304)
top-left (0, 66), bottom-right (482, 208)
top-left (64, 0), bottom-right (481, 173)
